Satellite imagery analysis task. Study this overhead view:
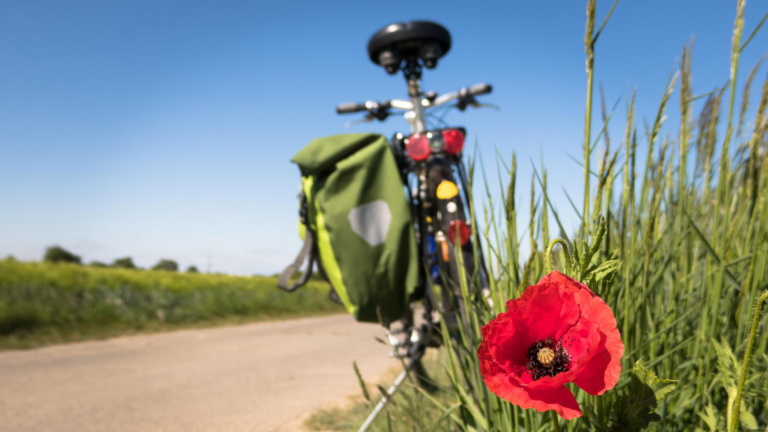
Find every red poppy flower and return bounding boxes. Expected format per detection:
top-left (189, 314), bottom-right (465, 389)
top-left (477, 271), bottom-right (624, 420)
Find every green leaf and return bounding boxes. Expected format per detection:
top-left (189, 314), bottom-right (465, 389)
top-left (580, 404), bottom-right (610, 432)
top-left (632, 359), bottom-right (679, 401)
top-left (610, 388), bottom-right (660, 432)
top-left (424, 403), bottom-right (461, 432)
top-left (739, 405), bottom-right (758, 430)
top-left (605, 360), bottom-right (679, 431)
top-left (711, 339), bottom-right (740, 387)
top-left (352, 361), bottom-right (371, 404)
top-left (697, 404), bottom-right (721, 432)
top-left (588, 259), bottom-right (621, 282)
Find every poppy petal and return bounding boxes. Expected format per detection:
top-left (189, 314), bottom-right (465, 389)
top-left (571, 284), bottom-right (624, 395)
top-left (520, 284), bottom-right (581, 343)
top-left (483, 372), bottom-right (582, 420)
top-left (481, 312), bottom-right (531, 373)
top-left (572, 326), bottom-right (623, 395)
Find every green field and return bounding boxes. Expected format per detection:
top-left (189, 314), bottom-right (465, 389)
top-left (0, 259), bottom-right (342, 349)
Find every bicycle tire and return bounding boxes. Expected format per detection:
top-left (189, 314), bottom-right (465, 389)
top-left (426, 162), bottom-right (481, 328)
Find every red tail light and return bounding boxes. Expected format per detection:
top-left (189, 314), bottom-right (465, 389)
top-left (447, 220), bottom-right (471, 246)
top-left (405, 133), bottom-right (430, 161)
top-left (442, 129), bottom-right (465, 154)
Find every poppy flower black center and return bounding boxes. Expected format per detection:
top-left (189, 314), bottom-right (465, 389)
top-left (526, 337), bottom-right (571, 380)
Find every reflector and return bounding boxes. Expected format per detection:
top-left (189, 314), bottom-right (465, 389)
top-left (405, 133), bottom-right (430, 161)
top-left (442, 129), bottom-right (465, 154)
top-left (447, 219), bottom-right (471, 246)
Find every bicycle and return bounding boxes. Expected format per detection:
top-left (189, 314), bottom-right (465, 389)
top-left (336, 20), bottom-right (495, 430)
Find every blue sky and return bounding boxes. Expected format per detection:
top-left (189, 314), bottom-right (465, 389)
top-left (1, 1), bottom-right (766, 275)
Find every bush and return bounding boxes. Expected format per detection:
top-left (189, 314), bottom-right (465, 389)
top-left (0, 260), bottom-right (341, 348)
top-left (43, 246), bottom-right (81, 264)
top-left (112, 257), bottom-right (136, 269)
top-left (186, 266), bottom-right (199, 273)
top-left (151, 259), bottom-right (178, 272)
top-left (88, 261), bottom-right (108, 268)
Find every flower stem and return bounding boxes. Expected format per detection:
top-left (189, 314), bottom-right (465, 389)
top-left (582, 0), bottom-right (596, 240)
top-left (550, 411), bottom-right (562, 432)
top-left (730, 290), bottom-right (768, 432)
top-left (546, 238), bottom-right (573, 275)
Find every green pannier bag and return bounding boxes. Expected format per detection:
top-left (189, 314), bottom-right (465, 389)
top-left (277, 133), bottom-right (419, 323)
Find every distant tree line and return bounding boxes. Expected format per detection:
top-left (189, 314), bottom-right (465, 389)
top-left (42, 245), bottom-right (200, 273)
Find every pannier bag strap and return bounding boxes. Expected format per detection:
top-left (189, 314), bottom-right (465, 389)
top-left (277, 229), bottom-right (315, 292)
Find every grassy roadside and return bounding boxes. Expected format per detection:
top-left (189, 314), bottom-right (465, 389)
top-left (306, 355), bottom-right (452, 432)
top-left (0, 259), bottom-right (343, 349)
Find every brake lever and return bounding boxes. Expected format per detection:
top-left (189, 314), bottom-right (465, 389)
top-left (468, 101), bottom-right (500, 111)
top-left (369, 106), bottom-right (391, 121)
top-left (456, 95), bottom-right (475, 111)
top-left (345, 114), bottom-right (375, 128)
top-left (345, 108), bottom-right (392, 127)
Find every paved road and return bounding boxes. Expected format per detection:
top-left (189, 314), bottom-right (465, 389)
top-left (0, 315), bottom-right (397, 432)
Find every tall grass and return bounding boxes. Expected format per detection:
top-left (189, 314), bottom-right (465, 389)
top-left (429, 1), bottom-right (768, 430)
top-left (0, 259), bottom-right (340, 349)
top-left (307, 357), bottom-right (455, 432)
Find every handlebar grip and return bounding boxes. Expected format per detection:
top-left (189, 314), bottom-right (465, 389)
top-left (468, 83), bottom-right (492, 96)
top-left (336, 102), bottom-right (367, 114)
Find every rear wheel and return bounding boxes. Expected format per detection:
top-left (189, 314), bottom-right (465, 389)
top-left (401, 160), bottom-right (484, 391)
top-left (426, 163), bottom-right (482, 329)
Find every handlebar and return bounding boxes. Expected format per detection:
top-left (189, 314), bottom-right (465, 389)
top-left (336, 82), bottom-right (493, 123)
top-left (336, 102), bottom-right (367, 114)
top-left (336, 100), bottom-right (392, 115)
top-left (467, 82), bottom-right (492, 96)
top-left (432, 82), bottom-right (492, 107)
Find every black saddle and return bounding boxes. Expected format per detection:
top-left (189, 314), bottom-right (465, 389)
top-left (367, 21), bottom-right (451, 74)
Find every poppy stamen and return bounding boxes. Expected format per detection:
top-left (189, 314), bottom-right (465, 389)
top-left (537, 347), bottom-right (555, 366)
top-left (526, 337), bottom-right (571, 380)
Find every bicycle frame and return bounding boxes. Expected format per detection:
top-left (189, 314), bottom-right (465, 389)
top-left (355, 96), bottom-right (489, 432)
top-left (345, 68), bottom-right (494, 335)
top-left (404, 76), bottom-right (428, 133)
top-left (337, 40), bottom-right (493, 432)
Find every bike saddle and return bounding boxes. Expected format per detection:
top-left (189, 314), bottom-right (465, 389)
top-left (367, 20), bottom-right (451, 74)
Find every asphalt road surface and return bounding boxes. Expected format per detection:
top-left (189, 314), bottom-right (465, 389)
top-left (0, 315), bottom-right (397, 432)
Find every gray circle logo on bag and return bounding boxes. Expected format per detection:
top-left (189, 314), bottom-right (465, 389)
top-left (348, 200), bottom-right (392, 246)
